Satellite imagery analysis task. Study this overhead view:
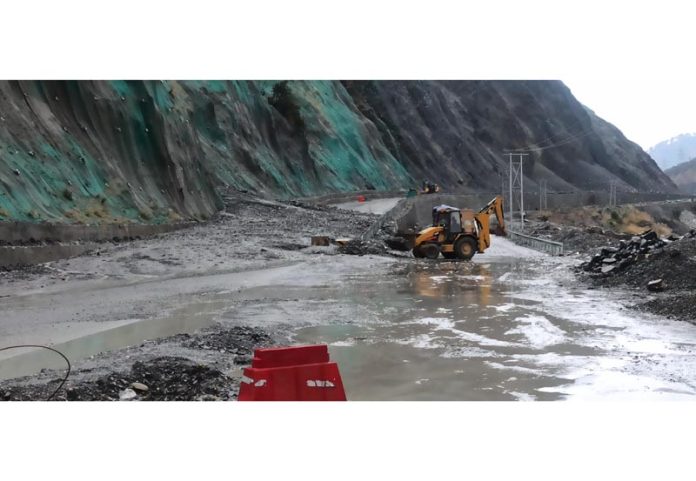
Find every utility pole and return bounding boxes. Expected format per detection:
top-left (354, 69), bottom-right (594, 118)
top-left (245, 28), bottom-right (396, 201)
top-left (539, 179), bottom-right (548, 210)
top-left (506, 152), bottom-right (528, 231)
top-left (608, 180), bottom-right (617, 207)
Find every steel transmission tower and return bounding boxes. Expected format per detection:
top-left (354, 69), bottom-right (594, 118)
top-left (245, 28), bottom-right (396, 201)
top-left (506, 152), bottom-right (528, 231)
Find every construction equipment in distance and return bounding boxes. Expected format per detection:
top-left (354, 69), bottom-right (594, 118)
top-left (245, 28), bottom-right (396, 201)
top-left (420, 180), bottom-right (441, 194)
top-left (412, 196), bottom-right (506, 260)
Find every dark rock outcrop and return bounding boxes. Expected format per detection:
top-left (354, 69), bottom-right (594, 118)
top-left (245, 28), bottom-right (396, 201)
top-left (343, 80), bottom-right (675, 194)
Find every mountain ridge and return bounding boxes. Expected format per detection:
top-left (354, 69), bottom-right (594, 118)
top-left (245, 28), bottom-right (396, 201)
top-left (648, 132), bottom-right (696, 170)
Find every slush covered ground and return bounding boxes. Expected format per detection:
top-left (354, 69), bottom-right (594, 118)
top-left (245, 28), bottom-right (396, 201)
top-left (2, 196), bottom-right (696, 400)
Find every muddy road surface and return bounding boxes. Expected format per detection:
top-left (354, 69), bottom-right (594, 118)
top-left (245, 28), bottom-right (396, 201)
top-left (2, 196), bottom-right (696, 400)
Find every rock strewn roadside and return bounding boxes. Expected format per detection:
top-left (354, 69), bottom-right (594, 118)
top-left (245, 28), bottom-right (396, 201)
top-left (577, 229), bottom-right (696, 323)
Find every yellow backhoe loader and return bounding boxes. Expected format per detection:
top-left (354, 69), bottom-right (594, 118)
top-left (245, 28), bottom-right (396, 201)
top-left (412, 196), bottom-right (506, 260)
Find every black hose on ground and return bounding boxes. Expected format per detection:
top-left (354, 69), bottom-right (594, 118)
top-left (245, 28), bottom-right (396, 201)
top-left (0, 345), bottom-right (71, 401)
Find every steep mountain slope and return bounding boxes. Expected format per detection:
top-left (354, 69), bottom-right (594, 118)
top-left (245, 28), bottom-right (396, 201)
top-left (344, 81), bottom-right (674, 193)
top-left (665, 157), bottom-right (696, 193)
top-left (0, 81), bottom-right (410, 223)
top-left (0, 80), bottom-right (677, 224)
top-left (649, 133), bottom-right (696, 170)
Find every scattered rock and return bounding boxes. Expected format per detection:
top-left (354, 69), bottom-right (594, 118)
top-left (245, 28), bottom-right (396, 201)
top-left (338, 239), bottom-right (391, 256)
top-left (580, 228), bottom-right (696, 322)
top-left (580, 229), bottom-right (666, 276)
top-left (196, 394), bottom-right (222, 401)
top-left (119, 388), bottom-right (137, 401)
top-left (647, 279), bottom-right (664, 292)
top-left (177, 326), bottom-right (272, 354)
top-left (130, 382), bottom-right (149, 392)
top-left (601, 265), bottom-right (616, 274)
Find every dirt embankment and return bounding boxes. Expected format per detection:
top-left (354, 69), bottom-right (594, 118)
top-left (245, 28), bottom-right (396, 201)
top-left (523, 201), bottom-right (696, 253)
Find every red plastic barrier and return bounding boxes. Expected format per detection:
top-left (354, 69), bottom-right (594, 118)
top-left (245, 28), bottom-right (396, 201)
top-left (357, 195), bottom-right (366, 203)
top-left (238, 345), bottom-right (347, 401)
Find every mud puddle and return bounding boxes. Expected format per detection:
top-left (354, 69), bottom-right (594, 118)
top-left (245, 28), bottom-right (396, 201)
top-left (0, 256), bottom-right (391, 381)
top-left (0, 297), bottom-right (229, 380)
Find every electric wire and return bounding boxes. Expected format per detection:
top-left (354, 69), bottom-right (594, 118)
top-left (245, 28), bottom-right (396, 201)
top-left (0, 345), bottom-right (71, 401)
top-left (506, 127), bottom-right (598, 153)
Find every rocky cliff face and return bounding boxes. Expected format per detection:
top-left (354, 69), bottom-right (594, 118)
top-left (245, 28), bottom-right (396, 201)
top-left (0, 80), bottom-right (677, 224)
top-left (344, 80), bottom-right (675, 193)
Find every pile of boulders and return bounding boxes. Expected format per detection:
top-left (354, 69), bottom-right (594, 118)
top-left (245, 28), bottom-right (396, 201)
top-left (0, 356), bottom-right (236, 401)
top-left (580, 229), bottom-right (667, 276)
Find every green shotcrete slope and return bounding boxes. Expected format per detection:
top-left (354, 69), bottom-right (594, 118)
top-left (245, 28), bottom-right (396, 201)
top-left (0, 80), bottom-right (412, 224)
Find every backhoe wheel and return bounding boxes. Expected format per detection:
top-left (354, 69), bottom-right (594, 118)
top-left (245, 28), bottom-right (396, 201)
top-left (454, 236), bottom-right (477, 260)
top-left (442, 251), bottom-right (457, 260)
top-left (412, 246), bottom-right (425, 258)
top-left (421, 243), bottom-right (440, 260)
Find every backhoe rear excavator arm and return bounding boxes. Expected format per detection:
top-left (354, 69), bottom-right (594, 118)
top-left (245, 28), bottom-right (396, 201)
top-left (478, 196), bottom-right (506, 236)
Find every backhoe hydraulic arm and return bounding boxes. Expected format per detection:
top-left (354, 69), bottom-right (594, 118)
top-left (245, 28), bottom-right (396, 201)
top-left (478, 196), bottom-right (506, 236)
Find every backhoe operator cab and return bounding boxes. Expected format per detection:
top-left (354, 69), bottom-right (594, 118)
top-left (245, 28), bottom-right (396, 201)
top-left (412, 196), bottom-right (506, 261)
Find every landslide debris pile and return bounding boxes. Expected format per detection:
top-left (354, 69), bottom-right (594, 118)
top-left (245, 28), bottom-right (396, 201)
top-left (0, 325), bottom-right (273, 401)
top-left (580, 230), bottom-right (670, 277)
top-left (0, 357), bottom-right (234, 402)
top-left (69, 357), bottom-right (234, 401)
top-left (175, 325), bottom-right (273, 365)
top-left (579, 229), bottom-right (696, 322)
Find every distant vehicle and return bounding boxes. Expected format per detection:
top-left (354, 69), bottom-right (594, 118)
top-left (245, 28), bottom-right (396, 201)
top-left (420, 180), bottom-right (441, 194)
top-left (412, 196), bottom-right (506, 260)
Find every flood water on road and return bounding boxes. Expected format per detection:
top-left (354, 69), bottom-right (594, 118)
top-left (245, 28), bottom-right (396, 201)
top-left (240, 239), bottom-right (696, 400)
top-left (3, 229), bottom-right (696, 400)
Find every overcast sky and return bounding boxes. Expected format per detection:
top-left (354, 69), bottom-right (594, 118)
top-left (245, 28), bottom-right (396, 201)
top-left (1, 1), bottom-right (693, 155)
top-left (566, 77), bottom-right (695, 151)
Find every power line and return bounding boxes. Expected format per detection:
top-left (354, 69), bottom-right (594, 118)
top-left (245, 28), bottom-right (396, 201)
top-left (505, 127), bottom-right (597, 153)
top-left (508, 118), bottom-right (587, 151)
top-left (0, 344), bottom-right (71, 401)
